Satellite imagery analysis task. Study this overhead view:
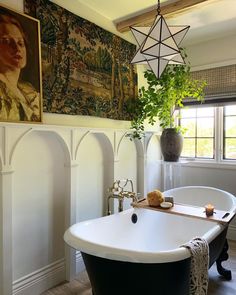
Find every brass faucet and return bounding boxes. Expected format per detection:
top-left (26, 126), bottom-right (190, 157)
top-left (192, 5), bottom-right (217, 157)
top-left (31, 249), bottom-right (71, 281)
top-left (107, 179), bottom-right (139, 215)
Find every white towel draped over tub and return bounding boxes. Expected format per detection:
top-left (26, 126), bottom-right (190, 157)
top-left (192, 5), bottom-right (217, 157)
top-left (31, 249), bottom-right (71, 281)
top-left (181, 237), bottom-right (209, 295)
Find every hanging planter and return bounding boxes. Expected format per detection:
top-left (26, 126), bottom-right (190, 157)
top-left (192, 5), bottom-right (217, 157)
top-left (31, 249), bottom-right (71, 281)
top-left (128, 50), bottom-right (207, 151)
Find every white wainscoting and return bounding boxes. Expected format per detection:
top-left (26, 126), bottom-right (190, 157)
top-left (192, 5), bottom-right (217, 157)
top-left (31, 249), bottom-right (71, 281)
top-left (0, 123), bottom-right (161, 295)
top-left (12, 255), bottom-right (85, 295)
top-left (13, 259), bottom-right (66, 295)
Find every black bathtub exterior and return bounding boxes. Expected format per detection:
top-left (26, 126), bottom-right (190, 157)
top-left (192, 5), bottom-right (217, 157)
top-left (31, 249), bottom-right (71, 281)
top-left (81, 227), bottom-right (228, 295)
top-left (82, 253), bottom-right (191, 295)
top-left (209, 226), bottom-right (227, 267)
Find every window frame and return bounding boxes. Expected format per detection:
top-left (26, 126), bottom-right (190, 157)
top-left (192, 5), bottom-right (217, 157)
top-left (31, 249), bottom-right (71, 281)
top-left (223, 106), bottom-right (236, 160)
top-left (179, 106), bottom-right (215, 160)
top-left (179, 105), bottom-right (236, 164)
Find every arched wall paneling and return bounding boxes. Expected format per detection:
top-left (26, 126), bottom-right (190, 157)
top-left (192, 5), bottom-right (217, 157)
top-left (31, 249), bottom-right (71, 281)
top-left (115, 135), bottom-right (138, 211)
top-left (0, 126), bottom-right (32, 169)
top-left (12, 130), bottom-right (67, 281)
top-left (134, 136), bottom-right (147, 197)
top-left (94, 133), bottom-right (114, 215)
top-left (76, 132), bottom-right (114, 221)
top-left (0, 123), bottom-right (159, 295)
top-left (146, 135), bottom-right (162, 192)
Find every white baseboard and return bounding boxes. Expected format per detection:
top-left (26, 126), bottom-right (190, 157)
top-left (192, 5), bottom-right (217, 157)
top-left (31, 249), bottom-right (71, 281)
top-left (13, 259), bottom-right (66, 295)
top-left (12, 254), bottom-right (85, 295)
top-left (227, 224), bottom-right (236, 241)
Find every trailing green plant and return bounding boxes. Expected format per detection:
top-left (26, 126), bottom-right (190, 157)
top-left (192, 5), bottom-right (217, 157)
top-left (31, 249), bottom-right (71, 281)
top-left (128, 50), bottom-right (207, 139)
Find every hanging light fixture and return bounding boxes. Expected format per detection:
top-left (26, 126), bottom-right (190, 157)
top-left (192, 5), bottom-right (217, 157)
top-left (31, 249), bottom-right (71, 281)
top-left (130, 0), bottom-right (190, 79)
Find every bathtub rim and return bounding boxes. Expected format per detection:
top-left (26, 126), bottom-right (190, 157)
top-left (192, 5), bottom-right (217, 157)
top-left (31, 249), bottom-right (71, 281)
top-left (64, 208), bottom-right (225, 263)
top-left (163, 186), bottom-right (236, 211)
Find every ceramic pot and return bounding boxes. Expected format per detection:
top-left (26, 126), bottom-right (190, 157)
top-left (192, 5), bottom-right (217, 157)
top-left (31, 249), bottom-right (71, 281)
top-left (160, 128), bottom-right (183, 162)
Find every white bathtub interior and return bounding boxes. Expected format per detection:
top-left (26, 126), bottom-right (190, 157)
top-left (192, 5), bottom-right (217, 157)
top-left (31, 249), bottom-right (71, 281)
top-left (163, 186), bottom-right (236, 211)
top-left (64, 207), bottom-right (224, 263)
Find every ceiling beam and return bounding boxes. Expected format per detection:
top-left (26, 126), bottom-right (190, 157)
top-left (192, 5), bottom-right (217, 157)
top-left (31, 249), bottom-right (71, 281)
top-left (116, 0), bottom-right (212, 32)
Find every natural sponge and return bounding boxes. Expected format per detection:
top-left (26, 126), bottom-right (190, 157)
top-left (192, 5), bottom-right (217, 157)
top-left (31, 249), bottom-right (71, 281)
top-left (147, 190), bottom-right (164, 207)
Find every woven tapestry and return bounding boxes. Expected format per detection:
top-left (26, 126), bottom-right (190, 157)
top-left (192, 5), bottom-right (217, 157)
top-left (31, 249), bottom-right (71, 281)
top-left (24, 0), bottom-right (137, 120)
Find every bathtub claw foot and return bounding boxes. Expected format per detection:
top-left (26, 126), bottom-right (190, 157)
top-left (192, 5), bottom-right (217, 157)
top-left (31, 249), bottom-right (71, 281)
top-left (216, 239), bottom-right (232, 280)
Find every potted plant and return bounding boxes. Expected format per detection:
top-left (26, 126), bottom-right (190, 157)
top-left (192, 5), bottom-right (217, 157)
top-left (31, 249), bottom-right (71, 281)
top-left (129, 50), bottom-right (206, 161)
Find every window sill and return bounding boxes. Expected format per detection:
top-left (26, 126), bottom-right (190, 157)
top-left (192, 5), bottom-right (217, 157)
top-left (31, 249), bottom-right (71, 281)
top-left (179, 158), bottom-right (236, 170)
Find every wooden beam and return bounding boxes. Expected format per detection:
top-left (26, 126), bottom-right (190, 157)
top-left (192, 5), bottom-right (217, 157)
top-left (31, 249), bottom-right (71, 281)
top-left (116, 0), bottom-right (212, 32)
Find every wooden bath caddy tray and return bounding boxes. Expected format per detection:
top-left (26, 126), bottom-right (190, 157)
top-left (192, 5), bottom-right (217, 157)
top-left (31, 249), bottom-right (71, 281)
top-left (132, 199), bottom-right (236, 225)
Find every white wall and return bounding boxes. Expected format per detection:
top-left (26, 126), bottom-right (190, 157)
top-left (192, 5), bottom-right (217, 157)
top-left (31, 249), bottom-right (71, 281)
top-left (114, 136), bottom-right (137, 211)
top-left (184, 36), bottom-right (236, 234)
top-left (187, 32), bottom-right (236, 70)
top-left (12, 131), bottom-right (66, 280)
top-left (76, 133), bottom-right (114, 221)
top-left (168, 163), bottom-right (236, 237)
top-left (146, 135), bottom-right (162, 192)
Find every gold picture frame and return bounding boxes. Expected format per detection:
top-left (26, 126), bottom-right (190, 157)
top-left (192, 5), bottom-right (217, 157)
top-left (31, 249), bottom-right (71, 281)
top-left (0, 4), bottom-right (42, 123)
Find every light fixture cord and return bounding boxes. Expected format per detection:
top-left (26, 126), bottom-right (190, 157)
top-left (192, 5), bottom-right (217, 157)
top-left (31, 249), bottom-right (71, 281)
top-left (157, 0), bottom-right (161, 15)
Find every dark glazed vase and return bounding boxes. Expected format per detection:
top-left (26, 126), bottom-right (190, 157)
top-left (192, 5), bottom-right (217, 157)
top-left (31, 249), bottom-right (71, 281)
top-left (160, 128), bottom-right (183, 162)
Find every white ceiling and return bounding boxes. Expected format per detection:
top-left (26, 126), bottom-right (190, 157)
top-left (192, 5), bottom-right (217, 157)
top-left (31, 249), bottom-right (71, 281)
top-left (75, 0), bottom-right (171, 21)
top-left (74, 0), bottom-right (236, 46)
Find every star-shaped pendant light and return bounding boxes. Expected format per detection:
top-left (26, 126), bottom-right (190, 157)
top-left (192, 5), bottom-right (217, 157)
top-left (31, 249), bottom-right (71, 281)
top-left (130, 0), bottom-right (190, 79)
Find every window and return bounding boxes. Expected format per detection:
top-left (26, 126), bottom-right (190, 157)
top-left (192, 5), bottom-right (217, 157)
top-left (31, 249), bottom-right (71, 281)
top-left (180, 107), bottom-right (215, 159)
top-left (185, 64), bottom-right (236, 162)
top-left (179, 104), bottom-right (236, 161)
top-left (224, 105), bottom-right (236, 160)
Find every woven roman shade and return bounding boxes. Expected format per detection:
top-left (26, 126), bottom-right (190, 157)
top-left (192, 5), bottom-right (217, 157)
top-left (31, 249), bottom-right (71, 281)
top-left (184, 64), bottom-right (236, 106)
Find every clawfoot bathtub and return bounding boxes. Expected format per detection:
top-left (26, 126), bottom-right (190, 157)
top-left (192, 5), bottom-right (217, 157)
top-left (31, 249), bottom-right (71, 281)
top-left (164, 186), bottom-right (236, 280)
top-left (64, 186), bottom-right (236, 295)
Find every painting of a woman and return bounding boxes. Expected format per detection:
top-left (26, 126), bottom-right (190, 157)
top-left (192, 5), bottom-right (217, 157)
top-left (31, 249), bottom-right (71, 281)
top-left (0, 6), bottom-right (42, 123)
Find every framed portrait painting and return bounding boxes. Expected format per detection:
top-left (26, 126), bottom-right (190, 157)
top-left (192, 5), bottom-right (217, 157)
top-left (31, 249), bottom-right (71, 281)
top-left (0, 4), bottom-right (42, 123)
